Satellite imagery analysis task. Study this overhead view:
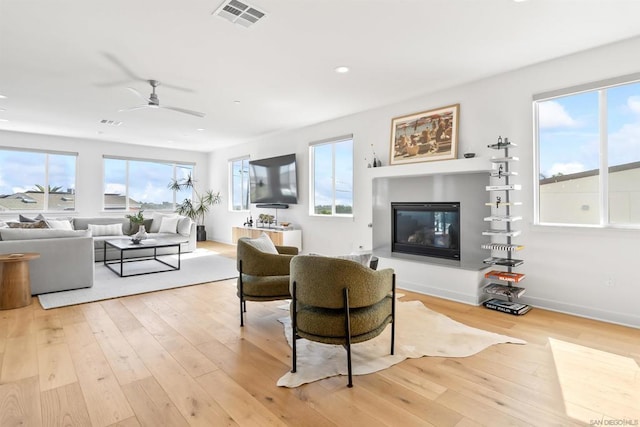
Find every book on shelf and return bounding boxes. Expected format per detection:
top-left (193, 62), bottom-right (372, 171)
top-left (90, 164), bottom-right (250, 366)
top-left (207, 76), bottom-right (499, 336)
top-left (484, 270), bottom-right (526, 283)
top-left (482, 229), bottom-right (521, 237)
top-left (481, 243), bottom-right (524, 251)
top-left (483, 257), bottom-right (524, 267)
top-left (485, 184), bottom-right (522, 191)
top-left (487, 141), bottom-right (518, 149)
top-left (484, 201), bottom-right (522, 206)
top-left (484, 215), bottom-right (523, 222)
top-left (490, 171), bottom-right (519, 177)
top-left (483, 298), bottom-right (531, 315)
top-left (483, 283), bottom-right (526, 298)
top-left (490, 156), bottom-right (519, 163)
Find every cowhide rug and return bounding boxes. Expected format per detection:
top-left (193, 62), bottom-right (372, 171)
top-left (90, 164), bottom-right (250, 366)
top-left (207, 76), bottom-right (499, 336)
top-left (277, 299), bottom-right (526, 387)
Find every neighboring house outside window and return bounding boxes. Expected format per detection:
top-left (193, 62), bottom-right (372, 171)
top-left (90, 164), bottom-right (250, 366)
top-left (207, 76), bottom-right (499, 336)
top-left (229, 156), bottom-right (250, 211)
top-left (534, 75), bottom-right (640, 227)
top-left (309, 135), bottom-right (353, 216)
top-left (0, 148), bottom-right (77, 212)
top-left (103, 156), bottom-right (193, 211)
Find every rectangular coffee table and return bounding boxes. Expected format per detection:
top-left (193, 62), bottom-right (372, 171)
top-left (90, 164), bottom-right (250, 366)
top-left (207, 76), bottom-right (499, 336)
top-left (104, 238), bottom-right (187, 277)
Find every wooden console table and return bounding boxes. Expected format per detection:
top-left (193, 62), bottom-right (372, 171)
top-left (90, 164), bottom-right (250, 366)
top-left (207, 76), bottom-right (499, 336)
top-left (232, 226), bottom-right (302, 250)
top-left (0, 253), bottom-right (40, 310)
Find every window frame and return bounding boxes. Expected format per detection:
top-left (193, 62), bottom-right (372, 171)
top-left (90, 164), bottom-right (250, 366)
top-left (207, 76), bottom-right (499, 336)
top-left (308, 134), bottom-right (354, 217)
top-left (102, 155), bottom-right (195, 212)
top-left (0, 146), bottom-right (78, 213)
top-left (229, 156), bottom-right (250, 212)
top-left (533, 71), bottom-right (640, 229)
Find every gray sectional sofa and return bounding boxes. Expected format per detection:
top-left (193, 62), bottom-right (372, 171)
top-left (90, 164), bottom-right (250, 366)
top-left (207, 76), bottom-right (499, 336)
top-left (0, 214), bottom-right (196, 295)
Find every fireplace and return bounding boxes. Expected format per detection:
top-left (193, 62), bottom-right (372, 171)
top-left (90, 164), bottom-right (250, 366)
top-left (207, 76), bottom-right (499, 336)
top-left (392, 202), bottom-right (461, 260)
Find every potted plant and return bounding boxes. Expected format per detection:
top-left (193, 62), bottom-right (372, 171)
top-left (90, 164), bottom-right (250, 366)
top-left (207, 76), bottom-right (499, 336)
top-left (169, 175), bottom-right (221, 241)
top-left (125, 209), bottom-right (146, 235)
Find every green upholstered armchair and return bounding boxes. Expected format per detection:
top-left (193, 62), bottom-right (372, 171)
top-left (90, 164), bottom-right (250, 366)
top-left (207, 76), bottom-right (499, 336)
top-left (236, 236), bottom-right (298, 326)
top-left (289, 255), bottom-right (396, 387)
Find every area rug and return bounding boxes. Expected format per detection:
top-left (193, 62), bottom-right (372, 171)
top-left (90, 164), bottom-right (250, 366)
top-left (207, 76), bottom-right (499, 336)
top-left (38, 249), bottom-right (238, 309)
top-left (277, 299), bottom-right (526, 387)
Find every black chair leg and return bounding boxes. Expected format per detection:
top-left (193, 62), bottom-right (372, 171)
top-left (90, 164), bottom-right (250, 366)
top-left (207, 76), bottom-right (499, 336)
top-left (292, 281), bottom-right (297, 373)
top-left (344, 288), bottom-right (353, 388)
top-left (239, 261), bottom-right (244, 327)
top-left (391, 274), bottom-right (396, 355)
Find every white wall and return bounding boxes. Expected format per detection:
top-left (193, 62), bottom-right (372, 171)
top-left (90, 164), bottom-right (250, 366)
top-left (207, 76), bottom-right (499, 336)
top-left (208, 36), bottom-right (640, 327)
top-left (0, 130), bottom-right (209, 219)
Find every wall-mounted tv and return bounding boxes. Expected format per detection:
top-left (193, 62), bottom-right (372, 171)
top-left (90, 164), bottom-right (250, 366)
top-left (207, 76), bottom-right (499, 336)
top-left (249, 153), bottom-right (298, 206)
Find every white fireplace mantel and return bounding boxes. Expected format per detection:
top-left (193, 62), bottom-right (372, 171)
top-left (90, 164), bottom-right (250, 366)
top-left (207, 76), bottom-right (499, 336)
top-left (366, 156), bottom-right (494, 180)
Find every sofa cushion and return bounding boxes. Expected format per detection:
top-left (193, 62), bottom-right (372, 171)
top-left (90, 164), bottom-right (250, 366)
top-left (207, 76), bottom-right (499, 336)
top-left (46, 218), bottom-right (74, 230)
top-left (74, 217), bottom-right (128, 233)
top-left (88, 223), bottom-right (123, 236)
top-left (149, 212), bottom-right (178, 233)
top-left (158, 215), bottom-right (180, 233)
top-left (8, 220), bottom-right (48, 229)
top-left (0, 229), bottom-right (90, 241)
top-left (177, 216), bottom-right (192, 237)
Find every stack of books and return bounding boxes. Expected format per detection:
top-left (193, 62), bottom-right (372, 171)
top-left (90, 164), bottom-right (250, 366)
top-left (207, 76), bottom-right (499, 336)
top-left (483, 298), bottom-right (531, 315)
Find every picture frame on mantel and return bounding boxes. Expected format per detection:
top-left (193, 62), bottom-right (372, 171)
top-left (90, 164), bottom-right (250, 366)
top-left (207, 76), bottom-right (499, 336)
top-left (389, 103), bottom-right (460, 165)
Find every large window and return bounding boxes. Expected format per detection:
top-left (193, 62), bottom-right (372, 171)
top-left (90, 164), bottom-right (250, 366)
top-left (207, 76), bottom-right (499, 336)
top-left (103, 157), bottom-right (193, 211)
top-left (309, 135), bottom-right (353, 216)
top-left (535, 75), bottom-right (640, 227)
top-left (229, 157), bottom-right (250, 211)
top-left (0, 148), bottom-right (77, 212)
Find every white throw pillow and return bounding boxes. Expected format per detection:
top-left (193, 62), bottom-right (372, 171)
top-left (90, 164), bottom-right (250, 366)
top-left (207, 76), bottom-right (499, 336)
top-left (46, 219), bottom-right (73, 230)
top-left (176, 216), bottom-right (192, 236)
top-left (245, 232), bottom-right (278, 254)
top-left (87, 223), bottom-right (123, 236)
top-left (158, 216), bottom-right (180, 234)
top-left (150, 212), bottom-right (178, 233)
top-left (336, 253), bottom-right (373, 267)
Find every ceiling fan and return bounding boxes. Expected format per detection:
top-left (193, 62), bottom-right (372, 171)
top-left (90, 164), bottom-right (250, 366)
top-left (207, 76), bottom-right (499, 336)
top-left (119, 80), bottom-right (206, 118)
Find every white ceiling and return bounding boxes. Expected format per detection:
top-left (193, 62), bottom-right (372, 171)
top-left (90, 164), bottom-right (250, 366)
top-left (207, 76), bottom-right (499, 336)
top-left (1, 0), bottom-right (640, 152)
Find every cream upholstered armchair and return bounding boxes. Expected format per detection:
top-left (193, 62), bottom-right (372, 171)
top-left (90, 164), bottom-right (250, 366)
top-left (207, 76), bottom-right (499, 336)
top-left (289, 255), bottom-right (396, 387)
top-left (236, 234), bottom-right (298, 326)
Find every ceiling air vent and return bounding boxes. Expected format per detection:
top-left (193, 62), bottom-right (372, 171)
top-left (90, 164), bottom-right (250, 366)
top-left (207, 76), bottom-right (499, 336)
top-left (212, 0), bottom-right (266, 28)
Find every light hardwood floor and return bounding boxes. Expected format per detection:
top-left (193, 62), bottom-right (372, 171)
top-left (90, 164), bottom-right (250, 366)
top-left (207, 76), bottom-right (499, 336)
top-left (1, 241), bottom-right (638, 426)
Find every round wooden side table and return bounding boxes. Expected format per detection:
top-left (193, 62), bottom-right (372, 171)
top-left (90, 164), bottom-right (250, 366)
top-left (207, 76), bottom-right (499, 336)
top-left (0, 253), bottom-right (40, 310)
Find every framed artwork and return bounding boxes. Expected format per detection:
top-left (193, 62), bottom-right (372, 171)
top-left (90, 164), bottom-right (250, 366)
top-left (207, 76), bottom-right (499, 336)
top-left (389, 104), bottom-right (459, 165)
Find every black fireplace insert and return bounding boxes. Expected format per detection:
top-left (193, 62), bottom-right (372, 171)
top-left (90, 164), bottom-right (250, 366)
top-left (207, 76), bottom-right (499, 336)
top-left (392, 202), bottom-right (461, 260)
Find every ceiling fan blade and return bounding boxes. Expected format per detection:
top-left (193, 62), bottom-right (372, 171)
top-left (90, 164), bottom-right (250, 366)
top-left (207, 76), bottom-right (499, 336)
top-left (126, 87), bottom-right (150, 103)
top-left (161, 105), bottom-right (206, 118)
top-left (118, 105), bottom-right (151, 113)
top-left (102, 52), bottom-right (145, 82)
top-left (158, 82), bottom-right (194, 93)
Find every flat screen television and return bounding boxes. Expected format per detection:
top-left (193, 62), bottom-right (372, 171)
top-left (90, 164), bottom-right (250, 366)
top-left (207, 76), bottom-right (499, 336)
top-left (249, 154), bottom-right (298, 205)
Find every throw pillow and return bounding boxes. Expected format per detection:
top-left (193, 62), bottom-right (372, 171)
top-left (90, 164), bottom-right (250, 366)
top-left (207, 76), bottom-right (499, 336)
top-left (336, 253), bottom-right (373, 267)
top-left (8, 220), bottom-right (48, 229)
top-left (19, 214), bottom-right (37, 223)
top-left (87, 223), bottom-right (123, 236)
top-left (245, 232), bottom-right (278, 254)
top-left (46, 219), bottom-right (73, 230)
top-left (149, 212), bottom-right (178, 233)
top-left (176, 216), bottom-right (193, 236)
top-left (158, 216), bottom-right (180, 234)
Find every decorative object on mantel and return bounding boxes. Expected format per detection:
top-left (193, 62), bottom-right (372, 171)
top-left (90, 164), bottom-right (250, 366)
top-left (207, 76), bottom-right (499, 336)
top-left (369, 144), bottom-right (382, 167)
top-left (169, 174), bottom-right (222, 241)
top-left (389, 104), bottom-right (459, 165)
top-left (464, 152), bottom-right (476, 158)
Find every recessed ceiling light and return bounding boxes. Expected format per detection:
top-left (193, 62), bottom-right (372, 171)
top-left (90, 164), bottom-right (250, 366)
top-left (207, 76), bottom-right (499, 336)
top-left (512, 0), bottom-right (528, 2)
top-left (0, 118), bottom-right (9, 122)
top-left (335, 66), bottom-right (350, 74)
top-left (0, 107), bottom-right (5, 111)
top-left (0, 94), bottom-right (6, 99)
top-left (197, 128), bottom-right (205, 131)
top-left (233, 100), bottom-right (241, 104)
